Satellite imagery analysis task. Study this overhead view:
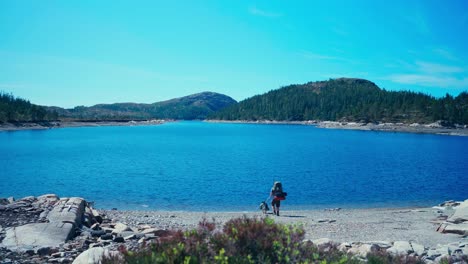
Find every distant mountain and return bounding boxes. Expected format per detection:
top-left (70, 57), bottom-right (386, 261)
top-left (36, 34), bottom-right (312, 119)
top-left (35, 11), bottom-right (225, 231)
top-left (51, 92), bottom-right (237, 120)
top-left (209, 78), bottom-right (468, 124)
top-left (0, 92), bottom-right (58, 122)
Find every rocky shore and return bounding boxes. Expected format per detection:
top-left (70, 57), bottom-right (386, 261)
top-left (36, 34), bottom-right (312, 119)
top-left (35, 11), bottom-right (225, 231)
top-left (0, 195), bottom-right (467, 263)
top-left (0, 120), bottom-right (166, 132)
top-left (207, 120), bottom-right (468, 136)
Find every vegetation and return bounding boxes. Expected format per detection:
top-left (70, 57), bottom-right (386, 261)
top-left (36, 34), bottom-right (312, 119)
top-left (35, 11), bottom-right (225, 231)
top-left (103, 217), bottom-right (423, 264)
top-left (210, 78), bottom-right (468, 125)
top-left (52, 92), bottom-right (237, 121)
top-left (0, 92), bottom-right (58, 123)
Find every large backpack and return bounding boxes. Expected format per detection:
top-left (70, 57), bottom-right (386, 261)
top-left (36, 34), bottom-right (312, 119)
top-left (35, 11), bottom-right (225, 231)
top-left (272, 182), bottom-right (286, 200)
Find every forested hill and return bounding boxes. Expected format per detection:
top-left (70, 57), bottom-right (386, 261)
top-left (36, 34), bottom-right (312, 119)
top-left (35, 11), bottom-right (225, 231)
top-left (209, 78), bottom-right (468, 124)
top-left (0, 92), bottom-right (58, 122)
top-left (50, 92), bottom-right (237, 120)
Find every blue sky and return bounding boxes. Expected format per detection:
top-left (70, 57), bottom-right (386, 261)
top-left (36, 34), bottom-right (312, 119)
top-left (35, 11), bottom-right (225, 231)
top-left (1, 0), bottom-right (467, 107)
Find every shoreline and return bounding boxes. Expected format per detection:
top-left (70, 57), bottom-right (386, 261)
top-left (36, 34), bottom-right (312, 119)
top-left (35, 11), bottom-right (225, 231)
top-left (207, 119), bottom-right (468, 136)
top-left (0, 119), bottom-right (167, 132)
top-left (99, 205), bottom-right (465, 248)
top-left (1, 195), bottom-right (467, 263)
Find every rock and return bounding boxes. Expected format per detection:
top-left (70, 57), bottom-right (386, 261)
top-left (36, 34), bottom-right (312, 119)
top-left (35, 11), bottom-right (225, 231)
top-left (7, 197), bottom-right (15, 204)
top-left (439, 200), bottom-right (461, 207)
top-left (387, 241), bottom-right (413, 255)
top-left (441, 223), bottom-right (468, 235)
top-left (312, 238), bottom-right (333, 249)
top-left (338, 242), bottom-right (351, 252)
top-left (47, 197), bottom-right (86, 226)
top-left (100, 234), bottom-right (113, 240)
top-left (447, 200), bottom-right (468, 223)
top-left (90, 230), bottom-right (106, 237)
top-left (36, 246), bottom-right (51, 256)
top-left (410, 242), bottom-right (425, 256)
top-left (118, 231), bottom-right (135, 238)
top-left (1, 197), bottom-right (86, 250)
top-left (0, 198), bottom-right (9, 205)
top-left (141, 228), bottom-right (158, 234)
top-left (113, 236), bottom-right (124, 243)
top-left (1, 222), bottom-right (75, 249)
top-left (72, 247), bottom-right (120, 264)
top-left (90, 223), bottom-right (100, 230)
top-left (36, 194), bottom-right (59, 205)
top-left (426, 247), bottom-right (449, 260)
top-left (124, 234), bottom-right (136, 240)
top-left (348, 243), bottom-right (379, 258)
top-left (19, 196), bottom-right (36, 203)
top-left (112, 223), bottom-right (131, 234)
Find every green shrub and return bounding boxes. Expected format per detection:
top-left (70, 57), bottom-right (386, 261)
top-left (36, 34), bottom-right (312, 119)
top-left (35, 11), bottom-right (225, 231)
top-left (103, 216), bottom-right (422, 264)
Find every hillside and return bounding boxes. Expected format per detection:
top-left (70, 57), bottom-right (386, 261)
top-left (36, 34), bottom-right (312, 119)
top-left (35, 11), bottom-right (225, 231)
top-left (51, 92), bottom-right (237, 120)
top-left (0, 92), bottom-right (58, 122)
top-left (209, 78), bottom-right (468, 124)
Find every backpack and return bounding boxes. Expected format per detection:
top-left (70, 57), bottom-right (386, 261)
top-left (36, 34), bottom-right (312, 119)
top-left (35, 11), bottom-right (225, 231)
top-left (272, 182), bottom-right (287, 200)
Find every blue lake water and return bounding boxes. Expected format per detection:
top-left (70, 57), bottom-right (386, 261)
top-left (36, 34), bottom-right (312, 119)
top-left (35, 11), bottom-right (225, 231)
top-left (0, 121), bottom-right (467, 211)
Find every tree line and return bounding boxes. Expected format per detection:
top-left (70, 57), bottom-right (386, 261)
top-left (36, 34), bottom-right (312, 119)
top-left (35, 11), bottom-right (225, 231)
top-left (210, 78), bottom-right (468, 125)
top-left (0, 92), bottom-right (58, 122)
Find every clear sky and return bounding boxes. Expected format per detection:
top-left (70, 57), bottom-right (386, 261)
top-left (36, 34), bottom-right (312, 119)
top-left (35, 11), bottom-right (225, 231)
top-left (1, 0), bottom-right (467, 108)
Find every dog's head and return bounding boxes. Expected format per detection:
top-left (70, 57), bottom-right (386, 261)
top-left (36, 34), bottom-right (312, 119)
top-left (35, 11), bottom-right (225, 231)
top-left (259, 201), bottom-right (266, 209)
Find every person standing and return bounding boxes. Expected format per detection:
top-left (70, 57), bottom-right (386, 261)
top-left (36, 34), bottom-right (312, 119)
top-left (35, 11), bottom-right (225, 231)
top-left (270, 181), bottom-right (286, 216)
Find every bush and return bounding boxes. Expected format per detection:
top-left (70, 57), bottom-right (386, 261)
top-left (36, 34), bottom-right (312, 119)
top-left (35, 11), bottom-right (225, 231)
top-left (103, 216), bottom-right (421, 264)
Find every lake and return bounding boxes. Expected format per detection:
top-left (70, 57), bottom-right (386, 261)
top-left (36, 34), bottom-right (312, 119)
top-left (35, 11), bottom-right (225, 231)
top-left (0, 121), bottom-right (467, 211)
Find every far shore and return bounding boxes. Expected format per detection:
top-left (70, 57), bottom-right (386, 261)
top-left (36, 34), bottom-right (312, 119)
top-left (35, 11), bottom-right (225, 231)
top-left (2, 119), bottom-right (468, 136)
top-left (0, 119), bottom-right (168, 132)
top-left (207, 119), bottom-right (468, 136)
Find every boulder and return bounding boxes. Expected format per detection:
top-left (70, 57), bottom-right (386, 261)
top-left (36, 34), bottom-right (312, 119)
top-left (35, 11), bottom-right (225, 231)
top-left (348, 243), bottom-right (379, 258)
top-left (112, 223), bottom-right (131, 235)
top-left (338, 242), bottom-right (351, 252)
top-left (1, 197), bottom-right (86, 250)
top-left (1, 222), bottom-right (75, 249)
top-left (447, 200), bottom-right (468, 224)
top-left (72, 247), bottom-right (120, 264)
top-left (440, 223), bottom-right (468, 235)
top-left (47, 197), bottom-right (86, 226)
top-left (387, 241), bottom-right (413, 255)
top-left (312, 238), bottom-right (334, 251)
top-left (410, 242), bottom-right (425, 256)
top-left (0, 198), bottom-right (9, 205)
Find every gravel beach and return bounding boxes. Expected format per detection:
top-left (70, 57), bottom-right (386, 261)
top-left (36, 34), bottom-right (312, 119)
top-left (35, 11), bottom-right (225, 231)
top-left (100, 206), bottom-right (465, 248)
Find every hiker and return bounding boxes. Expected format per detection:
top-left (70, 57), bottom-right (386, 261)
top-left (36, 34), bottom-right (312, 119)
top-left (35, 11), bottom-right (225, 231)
top-left (270, 181), bottom-right (286, 216)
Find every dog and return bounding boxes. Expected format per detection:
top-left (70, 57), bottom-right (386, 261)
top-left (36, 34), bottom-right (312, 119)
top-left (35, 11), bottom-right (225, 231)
top-left (259, 201), bottom-right (269, 214)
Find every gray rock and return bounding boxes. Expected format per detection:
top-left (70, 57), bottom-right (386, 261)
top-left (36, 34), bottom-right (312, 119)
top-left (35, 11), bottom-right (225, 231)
top-left (1, 222), bottom-right (75, 249)
top-left (442, 223), bottom-right (468, 235)
top-left (0, 198), bottom-right (9, 205)
top-left (348, 243), bottom-right (379, 258)
top-left (112, 223), bottom-right (131, 235)
top-left (36, 246), bottom-right (51, 256)
top-left (72, 247), bottom-right (119, 264)
top-left (410, 242), bottom-right (425, 256)
top-left (338, 242), bottom-right (351, 252)
top-left (90, 230), bottom-right (106, 237)
top-left (312, 238), bottom-right (333, 249)
top-left (7, 197), bottom-right (15, 204)
top-left (387, 241), bottom-right (413, 255)
top-left (47, 197), bottom-right (86, 226)
top-left (100, 234), bottom-right (113, 240)
top-left (0, 197), bottom-right (86, 250)
top-left (113, 236), bottom-right (124, 243)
